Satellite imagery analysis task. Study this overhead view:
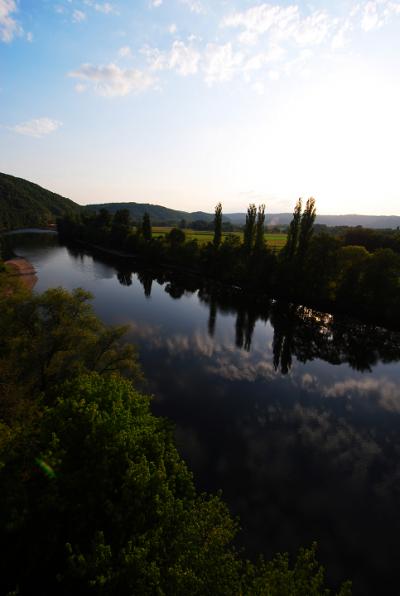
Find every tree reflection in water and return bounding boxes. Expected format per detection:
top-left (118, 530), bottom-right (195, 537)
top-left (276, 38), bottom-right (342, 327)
top-left (67, 244), bottom-right (400, 373)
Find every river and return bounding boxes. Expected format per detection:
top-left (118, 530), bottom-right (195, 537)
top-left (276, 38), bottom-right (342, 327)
top-left (4, 231), bottom-right (400, 595)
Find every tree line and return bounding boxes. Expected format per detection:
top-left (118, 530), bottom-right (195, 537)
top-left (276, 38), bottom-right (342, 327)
top-left (57, 198), bottom-right (400, 329)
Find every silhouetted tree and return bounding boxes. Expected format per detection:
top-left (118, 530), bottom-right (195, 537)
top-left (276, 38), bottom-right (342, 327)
top-left (117, 270), bottom-right (133, 286)
top-left (167, 227), bottom-right (185, 246)
top-left (244, 310), bottom-right (257, 352)
top-left (282, 199), bottom-right (302, 261)
top-left (213, 202), bottom-right (223, 249)
top-left (142, 212), bottom-right (152, 241)
top-left (255, 204), bottom-right (266, 252)
top-left (138, 270), bottom-right (153, 298)
top-left (114, 209), bottom-right (131, 227)
top-left (208, 297), bottom-right (217, 337)
top-left (297, 197), bottom-right (316, 261)
top-left (243, 204), bottom-right (257, 252)
top-left (96, 208), bottom-right (112, 228)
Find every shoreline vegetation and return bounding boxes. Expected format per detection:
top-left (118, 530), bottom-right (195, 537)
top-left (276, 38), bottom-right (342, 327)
top-left (0, 277), bottom-right (352, 595)
top-left (58, 199), bottom-right (400, 331)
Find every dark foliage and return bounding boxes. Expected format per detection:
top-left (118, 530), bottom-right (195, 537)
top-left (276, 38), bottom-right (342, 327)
top-left (0, 172), bottom-right (81, 230)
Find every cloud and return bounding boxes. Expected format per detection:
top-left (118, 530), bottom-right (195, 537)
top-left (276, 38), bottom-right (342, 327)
top-left (323, 377), bottom-right (400, 413)
top-left (222, 3), bottom-right (334, 48)
top-left (243, 44), bottom-right (285, 72)
top-left (203, 43), bottom-right (243, 84)
top-left (142, 40), bottom-right (201, 76)
top-left (168, 40), bottom-right (201, 75)
top-left (179, 0), bottom-right (204, 14)
top-left (361, 1), bottom-right (384, 31)
top-left (118, 45), bottom-right (132, 58)
top-left (10, 117), bottom-right (63, 138)
top-left (0, 0), bottom-right (22, 42)
top-left (331, 19), bottom-right (353, 49)
top-left (69, 1), bottom-right (400, 98)
top-left (72, 9), bottom-right (86, 23)
top-left (359, 0), bottom-right (400, 32)
top-left (68, 63), bottom-right (156, 97)
top-left (84, 1), bottom-right (118, 15)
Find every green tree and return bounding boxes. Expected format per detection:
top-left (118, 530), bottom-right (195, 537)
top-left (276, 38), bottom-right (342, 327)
top-left (0, 371), bottom-right (352, 596)
top-left (113, 209), bottom-right (131, 227)
top-left (255, 204), bottom-right (266, 252)
top-left (142, 212), bottom-right (152, 241)
top-left (297, 197), bottom-right (317, 261)
top-left (96, 208), bottom-right (112, 228)
top-left (213, 202), bottom-right (223, 249)
top-left (0, 373), bottom-right (241, 596)
top-left (243, 204), bottom-right (257, 252)
top-left (0, 287), bottom-right (141, 398)
top-left (282, 198), bottom-right (302, 261)
top-left (167, 227), bottom-right (186, 246)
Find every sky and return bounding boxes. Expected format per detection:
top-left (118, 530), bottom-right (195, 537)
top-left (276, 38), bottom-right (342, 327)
top-left (1, 0), bottom-right (400, 214)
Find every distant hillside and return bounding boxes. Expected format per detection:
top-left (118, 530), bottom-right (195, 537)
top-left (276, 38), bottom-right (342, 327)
top-left (89, 201), bottom-right (400, 229)
top-left (1, 173), bottom-right (398, 230)
top-left (0, 173), bottom-right (81, 231)
top-left (87, 202), bottom-right (215, 225)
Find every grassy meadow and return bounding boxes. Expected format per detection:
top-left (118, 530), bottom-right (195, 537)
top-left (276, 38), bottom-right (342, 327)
top-left (151, 227), bottom-right (287, 251)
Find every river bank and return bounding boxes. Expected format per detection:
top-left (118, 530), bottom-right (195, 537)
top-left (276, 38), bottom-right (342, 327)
top-left (5, 258), bottom-right (37, 290)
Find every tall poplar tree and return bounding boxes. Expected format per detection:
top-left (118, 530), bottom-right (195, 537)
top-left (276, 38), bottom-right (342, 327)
top-left (243, 204), bottom-right (257, 252)
top-left (297, 197), bottom-right (316, 260)
top-left (282, 198), bottom-right (302, 261)
top-left (142, 212), bottom-right (152, 241)
top-left (213, 202), bottom-right (223, 248)
top-left (255, 204), bottom-right (266, 251)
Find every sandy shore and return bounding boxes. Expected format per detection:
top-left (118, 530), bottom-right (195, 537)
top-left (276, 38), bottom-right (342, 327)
top-left (5, 257), bottom-right (38, 290)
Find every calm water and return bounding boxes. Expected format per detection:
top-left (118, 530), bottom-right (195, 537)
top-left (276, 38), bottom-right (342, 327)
top-left (5, 232), bottom-right (400, 595)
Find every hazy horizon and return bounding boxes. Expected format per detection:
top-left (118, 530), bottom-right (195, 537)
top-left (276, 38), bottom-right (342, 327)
top-left (1, 0), bottom-right (400, 215)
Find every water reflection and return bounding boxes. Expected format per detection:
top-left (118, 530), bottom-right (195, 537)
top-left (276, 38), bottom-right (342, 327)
top-left (7, 234), bottom-right (400, 596)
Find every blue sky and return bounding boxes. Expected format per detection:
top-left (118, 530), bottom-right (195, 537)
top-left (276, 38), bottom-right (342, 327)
top-left (1, 0), bottom-right (400, 214)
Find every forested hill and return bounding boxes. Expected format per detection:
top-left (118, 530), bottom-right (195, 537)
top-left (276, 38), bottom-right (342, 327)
top-left (89, 201), bottom-right (400, 229)
top-left (1, 171), bottom-right (399, 229)
top-left (0, 173), bottom-right (81, 230)
top-left (87, 201), bottom-right (215, 224)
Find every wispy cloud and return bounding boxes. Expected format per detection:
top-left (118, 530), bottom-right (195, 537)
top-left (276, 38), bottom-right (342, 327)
top-left (0, 0), bottom-right (22, 42)
top-left (360, 0), bottom-right (400, 32)
top-left (118, 45), bottom-right (132, 58)
top-left (68, 0), bottom-right (400, 97)
top-left (68, 63), bottom-right (156, 96)
top-left (222, 4), bottom-right (334, 48)
top-left (10, 117), bottom-right (63, 138)
top-left (142, 40), bottom-right (201, 76)
top-left (203, 43), bottom-right (244, 84)
top-left (83, 0), bottom-right (118, 15)
top-left (72, 9), bottom-right (86, 23)
top-left (179, 0), bottom-right (205, 14)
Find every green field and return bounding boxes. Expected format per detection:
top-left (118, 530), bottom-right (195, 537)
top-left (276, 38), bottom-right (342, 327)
top-left (151, 227), bottom-right (287, 250)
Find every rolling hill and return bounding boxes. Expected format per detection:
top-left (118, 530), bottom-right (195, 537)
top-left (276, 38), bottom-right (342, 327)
top-left (90, 201), bottom-right (400, 229)
top-left (1, 173), bottom-right (399, 230)
top-left (0, 173), bottom-right (81, 231)
top-left (87, 202), bottom-right (215, 224)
